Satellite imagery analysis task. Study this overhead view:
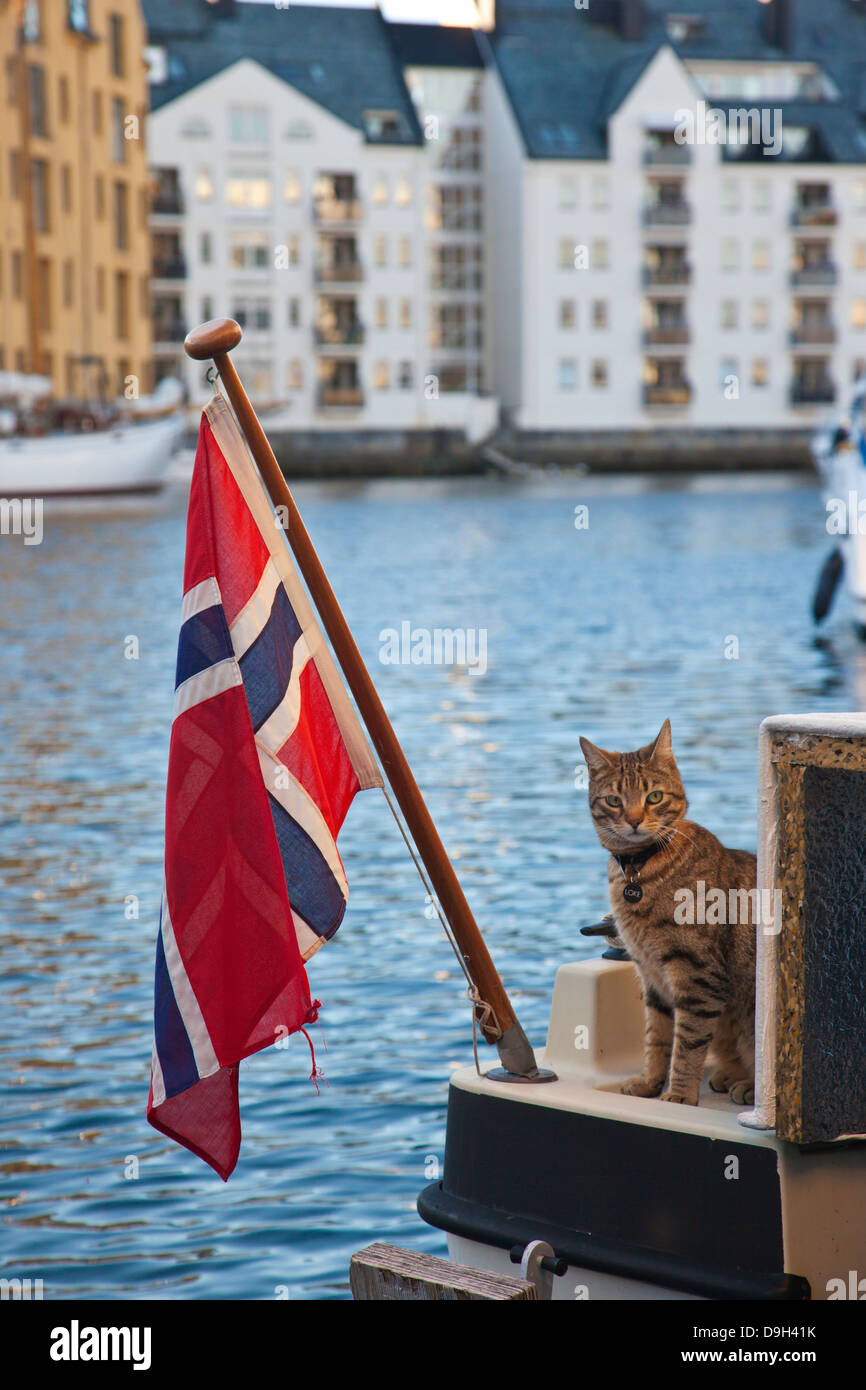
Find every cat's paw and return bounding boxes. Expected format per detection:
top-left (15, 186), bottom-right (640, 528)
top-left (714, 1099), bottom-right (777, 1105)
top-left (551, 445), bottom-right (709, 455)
top-left (709, 1069), bottom-right (738, 1093)
top-left (659, 1090), bottom-right (698, 1105)
top-left (728, 1080), bottom-right (754, 1106)
top-left (621, 1075), bottom-right (665, 1098)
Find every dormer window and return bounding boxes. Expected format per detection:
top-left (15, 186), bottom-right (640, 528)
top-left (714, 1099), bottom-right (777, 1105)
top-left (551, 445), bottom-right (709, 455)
top-left (363, 110), bottom-right (404, 141)
top-left (664, 14), bottom-right (706, 43)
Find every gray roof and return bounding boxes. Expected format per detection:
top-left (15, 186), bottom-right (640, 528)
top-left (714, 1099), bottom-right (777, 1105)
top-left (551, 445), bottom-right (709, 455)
top-left (142, 1), bottom-right (424, 145)
top-left (491, 0), bottom-right (866, 160)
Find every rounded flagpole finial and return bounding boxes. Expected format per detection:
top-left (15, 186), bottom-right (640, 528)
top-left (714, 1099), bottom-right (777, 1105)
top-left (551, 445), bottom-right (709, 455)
top-left (184, 318), bottom-right (243, 361)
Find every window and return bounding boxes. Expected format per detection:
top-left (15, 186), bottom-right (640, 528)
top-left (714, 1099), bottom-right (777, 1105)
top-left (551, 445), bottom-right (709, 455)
top-left (399, 361), bottom-right (413, 389)
top-left (60, 164), bottom-right (72, 214)
top-left (115, 270), bottom-right (129, 339)
top-left (375, 298), bottom-right (388, 329)
top-left (63, 258), bottom-right (74, 308)
top-left (720, 299), bottom-right (738, 329)
top-left (558, 176), bottom-right (577, 210)
top-left (591, 239), bottom-right (608, 270)
top-left (395, 176), bottom-right (412, 207)
top-left (752, 179), bottom-right (770, 212)
top-left (591, 359), bottom-right (608, 389)
top-left (854, 181), bottom-right (866, 213)
top-left (854, 243), bottom-right (866, 272)
top-left (288, 297), bottom-right (300, 327)
top-left (94, 173), bottom-right (104, 219)
top-left (111, 97), bottom-right (126, 163)
top-left (721, 239), bottom-right (739, 272)
top-left (113, 181), bottom-right (128, 250)
top-left (721, 178), bottom-right (739, 213)
top-left (852, 300), bottom-right (866, 330)
top-left (373, 360), bottom-right (390, 389)
top-left (751, 359), bottom-right (769, 387)
top-left (720, 357), bottom-right (738, 388)
top-left (591, 299), bottom-right (608, 329)
top-left (558, 359), bottom-right (577, 390)
top-left (195, 168), bottom-right (214, 201)
top-left (751, 298), bottom-right (769, 329)
top-left (374, 236), bottom-right (387, 268)
top-left (283, 170), bottom-right (301, 204)
top-left (231, 298), bottom-right (271, 332)
top-left (6, 55), bottom-right (18, 106)
top-left (229, 231), bottom-right (269, 269)
top-left (286, 234), bottom-right (300, 266)
top-left (853, 358), bottom-right (866, 381)
top-left (590, 176), bottom-right (609, 211)
top-left (9, 150), bottom-right (20, 198)
top-left (200, 231), bottom-right (212, 264)
top-left (96, 265), bottom-right (105, 312)
top-left (29, 66), bottom-right (48, 137)
top-left (399, 298), bottom-right (411, 328)
top-left (372, 176), bottom-right (388, 206)
top-left (398, 236), bottom-right (411, 268)
top-left (559, 299), bottom-right (576, 329)
top-left (140, 277), bottom-right (151, 317)
top-left (199, 295), bottom-right (213, 321)
top-left (229, 106), bottom-right (268, 144)
top-left (429, 185), bottom-right (481, 232)
top-left (32, 159), bottom-right (50, 233)
top-left (287, 359), bottom-right (303, 390)
top-left (752, 240), bottom-right (770, 272)
top-left (226, 175), bottom-right (271, 209)
top-left (92, 90), bottom-right (103, 136)
top-left (430, 244), bottom-right (482, 292)
top-left (558, 238), bottom-right (575, 269)
top-left (440, 126), bottom-right (481, 171)
top-left (109, 14), bottom-right (125, 78)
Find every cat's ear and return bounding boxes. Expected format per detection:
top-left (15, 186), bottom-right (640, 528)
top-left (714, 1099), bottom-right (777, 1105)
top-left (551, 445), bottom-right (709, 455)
top-left (641, 718), bottom-right (673, 764)
top-left (579, 736), bottom-right (616, 776)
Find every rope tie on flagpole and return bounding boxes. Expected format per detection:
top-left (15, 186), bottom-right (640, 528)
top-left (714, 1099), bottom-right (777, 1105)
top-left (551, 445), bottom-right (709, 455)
top-left (380, 783), bottom-right (502, 1073)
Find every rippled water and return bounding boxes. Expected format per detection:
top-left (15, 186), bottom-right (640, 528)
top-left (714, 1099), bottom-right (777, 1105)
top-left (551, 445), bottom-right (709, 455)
top-left (1, 469), bottom-right (864, 1300)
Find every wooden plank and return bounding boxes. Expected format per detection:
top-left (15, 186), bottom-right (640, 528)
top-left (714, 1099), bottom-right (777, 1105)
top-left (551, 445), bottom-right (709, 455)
top-left (349, 1243), bottom-right (538, 1301)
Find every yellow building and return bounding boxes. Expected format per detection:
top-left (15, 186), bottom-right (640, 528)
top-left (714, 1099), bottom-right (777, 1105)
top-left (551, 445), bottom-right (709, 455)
top-left (0, 0), bottom-right (152, 400)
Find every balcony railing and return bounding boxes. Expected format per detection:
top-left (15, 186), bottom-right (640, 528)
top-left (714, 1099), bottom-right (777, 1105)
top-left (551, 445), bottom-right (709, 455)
top-left (317, 386), bottom-right (364, 408)
top-left (152, 256), bottom-right (187, 279)
top-left (643, 325), bottom-right (690, 345)
top-left (152, 192), bottom-right (185, 216)
top-left (790, 324), bottom-right (835, 345)
top-left (790, 265), bottom-right (837, 287)
top-left (153, 320), bottom-right (187, 343)
top-left (790, 203), bottom-right (837, 227)
top-left (643, 145), bottom-right (691, 166)
top-left (643, 383), bottom-right (691, 407)
top-left (790, 382), bottom-right (835, 405)
top-left (315, 262), bottom-right (363, 283)
top-left (313, 197), bottom-right (362, 223)
top-left (642, 203), bottom-right (691, 226)
top-left (314, 324), bottom-right (365, 346)
top-left (642, 264), bottom-right (691, 287)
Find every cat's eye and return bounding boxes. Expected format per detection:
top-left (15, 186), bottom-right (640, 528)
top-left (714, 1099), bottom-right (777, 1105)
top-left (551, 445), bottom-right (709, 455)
top-left (646, 791), bottom-right (664, 805)
top-left (604, 795), bottom-right (622, 807)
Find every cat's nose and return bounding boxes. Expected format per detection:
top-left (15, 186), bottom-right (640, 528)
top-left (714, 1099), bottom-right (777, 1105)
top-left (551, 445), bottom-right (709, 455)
top-left (625, 811), bottom-right (643, 828)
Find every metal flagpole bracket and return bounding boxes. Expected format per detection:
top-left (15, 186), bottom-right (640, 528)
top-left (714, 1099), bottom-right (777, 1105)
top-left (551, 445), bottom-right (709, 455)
top-left (489, 1021), bottom-right (557, 1084)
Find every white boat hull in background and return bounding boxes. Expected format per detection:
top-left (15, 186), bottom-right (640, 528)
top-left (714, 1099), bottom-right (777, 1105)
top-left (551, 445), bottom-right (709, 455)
top-left (0, 414), bottom-right (185, 497)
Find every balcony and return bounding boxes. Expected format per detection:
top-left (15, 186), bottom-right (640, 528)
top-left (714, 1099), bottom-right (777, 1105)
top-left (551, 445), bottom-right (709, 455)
top-left (315, 262), bottom-right (363, 283)
top-left (790, 203), bottom-right (837, 227)
top-left (152, 192), bottom-right (185, 216)
top-left (314, 324), bottom-right (365, 346)
top-left (642, 264), bottom-right (691, 287)
top-left (643, 325), bottom-right (690, 346)
top-left (790, 382), bottom-right (835, 405)
top-left (317, 386), bottom-right (364, 409)
top-left (789, 265), bottom-right (837, 287)
top-left (642, 145), bottom-right (691, 166)
top-left (643, 383), bottom-right (691, 407)
top-left (153, 320), bottom-right (187, 343)
top-left (313, 198), bottom-right (362, 224)
top-left (789, 324), bottom-right (835, 346)
top-left (642, 203), bottom-right (691, 227)
top-left (152, 256), bottom-right (187, 280)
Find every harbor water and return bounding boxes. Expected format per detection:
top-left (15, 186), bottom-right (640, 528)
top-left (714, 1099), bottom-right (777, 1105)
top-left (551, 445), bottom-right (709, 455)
top-left (1, 469), bottom-right (862, 1300)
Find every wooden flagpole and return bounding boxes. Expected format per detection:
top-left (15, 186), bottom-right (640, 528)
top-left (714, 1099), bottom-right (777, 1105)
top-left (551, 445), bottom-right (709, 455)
top-left (185, 319), bottom-right (553, 1081)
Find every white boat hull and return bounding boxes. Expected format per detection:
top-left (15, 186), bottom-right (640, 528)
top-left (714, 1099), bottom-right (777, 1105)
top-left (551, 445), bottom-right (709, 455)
top-left (0, 415), bottom-right (185, 497)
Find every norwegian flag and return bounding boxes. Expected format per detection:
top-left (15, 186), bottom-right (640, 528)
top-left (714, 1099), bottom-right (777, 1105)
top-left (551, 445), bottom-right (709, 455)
top-left (147, 396), bottom-right (381, 1179)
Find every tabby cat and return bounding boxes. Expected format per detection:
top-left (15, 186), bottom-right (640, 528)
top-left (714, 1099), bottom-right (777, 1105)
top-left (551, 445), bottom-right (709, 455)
top-left (579, 719), bottom-right (756, 1107)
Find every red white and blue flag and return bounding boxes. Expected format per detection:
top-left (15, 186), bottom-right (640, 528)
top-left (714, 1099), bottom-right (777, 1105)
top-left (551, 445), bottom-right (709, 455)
top-left (147, 396), bottom-right (381, 1179)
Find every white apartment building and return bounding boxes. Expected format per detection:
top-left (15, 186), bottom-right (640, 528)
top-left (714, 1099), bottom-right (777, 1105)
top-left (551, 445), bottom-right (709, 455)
top-left (143, 0), bottom-right (866, 448)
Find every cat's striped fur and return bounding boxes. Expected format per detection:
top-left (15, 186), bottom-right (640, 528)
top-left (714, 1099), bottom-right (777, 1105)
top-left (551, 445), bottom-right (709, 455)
top-left (579, 720), bottom-right (756, 1107)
